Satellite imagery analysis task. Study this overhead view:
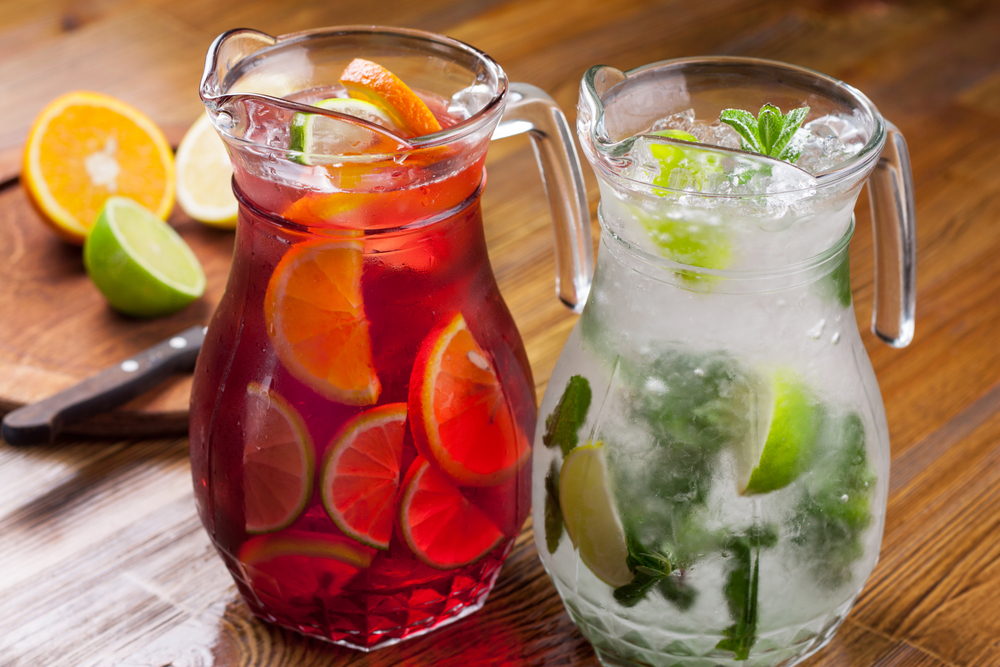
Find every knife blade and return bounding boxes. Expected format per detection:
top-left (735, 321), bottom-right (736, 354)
top-left (1, 324), bottom-right (206, 446)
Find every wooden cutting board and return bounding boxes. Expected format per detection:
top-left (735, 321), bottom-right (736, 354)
top-left (0, 128), bottom-right (234, 439)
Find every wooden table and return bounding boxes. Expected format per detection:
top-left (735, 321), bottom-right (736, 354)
top-left (2, 1), bottom-right (999, 665)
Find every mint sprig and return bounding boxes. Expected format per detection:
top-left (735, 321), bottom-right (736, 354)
top-left (614, 533), bottom-right (697, 610)
top-left (716, 525), bottom-right (779, 660)
top-left (720, 104), bottom-right (809, 163)
top-left (542, 375), bottom-right (592, 457)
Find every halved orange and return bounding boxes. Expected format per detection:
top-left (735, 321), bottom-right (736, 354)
top-left (264, 238), bottom-right (381, 405)
top-left (243, 383), bottom-right (314, 534)
top-left (22, 91), bottom-right (175, 244)
top-left (321, 403), bottom-right (407, 549)
top-left (399, 456), bottom-right (504, 569)
top-left (409, 312), bottom-right (530, 487)
top-left (239, 531), bottom-right (375, 605)
top-left (339, 59), bottom-right (442, 137)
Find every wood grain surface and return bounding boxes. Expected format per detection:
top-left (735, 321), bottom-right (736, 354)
top-left (2, 0), bottom-right (999, 666)
top-left (0, 126), bottom-right (233, 436)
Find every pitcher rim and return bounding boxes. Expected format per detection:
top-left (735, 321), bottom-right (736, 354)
top-left (581, 56), bottom-right (888, 197)
top-left (200, 26), bottom-right (510, 157)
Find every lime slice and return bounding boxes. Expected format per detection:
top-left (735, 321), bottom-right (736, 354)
top-left (638, 130), bottom-right (731, 275)
top-left (738, 369), bottom-right (819, 495)
top-left (639, 212), bottom-right (732, 273)
top-left (83, 196), bottom-right (206, 318)
top-left (558, 443), bottom-right (632, 587)
top-left (244, 383), bottom-right (314, 534)
top-left (175, 113), bottom-right (238, 228)
top-left (648, 129), bottom-right (723, 192)
top-left (321, 403), bottom-right (407, 549)
top-left (289, 98), bottom-right (397, 165)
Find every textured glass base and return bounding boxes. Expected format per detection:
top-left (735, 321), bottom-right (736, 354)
top-left (231, 548), bottom-right (508, 652)
top-left (566, 593), bottom-right (853, 667)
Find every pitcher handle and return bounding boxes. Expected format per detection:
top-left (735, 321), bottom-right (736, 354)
top-left (867, 121), bottom-right (916, 348)
top-left (493, 83), bottom-right (593, 312)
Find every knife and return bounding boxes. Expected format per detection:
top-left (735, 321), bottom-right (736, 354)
top-left (1, 325), bottom-right (206, 446)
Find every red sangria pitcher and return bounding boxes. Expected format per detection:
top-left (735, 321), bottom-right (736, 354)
top-left (189, 27), bottom-right (591, 650)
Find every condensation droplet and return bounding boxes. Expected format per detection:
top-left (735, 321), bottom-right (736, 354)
top-left (807, 319), bottom-right (826, 339)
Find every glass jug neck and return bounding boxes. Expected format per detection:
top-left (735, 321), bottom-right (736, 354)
top-left (578, 57), bottom-right (887, 195)
top-left (597, 205), bottom-right (856, 296)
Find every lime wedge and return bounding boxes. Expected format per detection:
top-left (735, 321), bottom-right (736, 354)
top-left (558, 442), bottom-right (632, 587)
top-left (738, 369), bottom-right (819, 495)
top-left (289, 98), bottom-right (397, 165)
top-left (83, 196), bottom-right (206, 318)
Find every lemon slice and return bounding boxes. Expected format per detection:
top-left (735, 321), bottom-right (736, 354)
top-left (83, 196), bottom-right (206, 318)
top-left (738, 369), bottom-right (819, 495)
top-left (175, 113), bottom-right (238, 228)
top-left (558, 443), bottom-right (632, 587)
top-left (289, 98), bottom-right (397, 165)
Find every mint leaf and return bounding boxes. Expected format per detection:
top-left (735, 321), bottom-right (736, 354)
top-left (719, 109), bottom-right (761, 153)
top-left (542, 375), bottom-right (592, 457)
top-left (756, 104), bottom-right (784, 155)
top-left (790, 412), bottom-right (876, 587)
top-left (614, 533), bottom-right (677, 607)
top-left (774, 106), bottom-right (809, 162)
top-left (544, 461), bottom-right (563, 554)
top-left (716, 525), bottom-right (778, 660)
top-left (658, 573), bottom-right (697, 611)
top-left (720, 104), bottom-right (810, 164)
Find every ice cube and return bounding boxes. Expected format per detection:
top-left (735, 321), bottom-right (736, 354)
top-left (651, 108), bottom-right (741, 149)
top-left (795, 114), bottom-right (866, 175)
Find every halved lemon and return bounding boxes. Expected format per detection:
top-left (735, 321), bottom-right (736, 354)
top-left (175, 112), bottom-right (238, 228)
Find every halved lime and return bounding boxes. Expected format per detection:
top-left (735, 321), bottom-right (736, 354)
top-left (558, 443), bottom-right (632, 587)
top-left (737, 369), bottom-right (819, 495)
top-left (289, 98), bottom-right (397, 165)
top-left (83, 196), bottom-right (205, 318)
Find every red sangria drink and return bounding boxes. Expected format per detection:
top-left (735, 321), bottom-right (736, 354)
top-left (188, 28), bottom-right (588, 650)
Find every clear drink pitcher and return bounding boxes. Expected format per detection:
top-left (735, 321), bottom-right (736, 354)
top-left (533, 57), bottom-right (915, 667)
top-left (189, 26), bottom-right (591, 650)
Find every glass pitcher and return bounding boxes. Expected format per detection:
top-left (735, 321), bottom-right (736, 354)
top-left (188, 26), bottom-right (591, 651)
top-left (533, 57), bottom-right (915, 667)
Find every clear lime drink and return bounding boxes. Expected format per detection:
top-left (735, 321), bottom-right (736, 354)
top-left (533, 58), bottom-right (915, 667)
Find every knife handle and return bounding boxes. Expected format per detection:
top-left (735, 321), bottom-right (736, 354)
top-left (1, 325), bottom-right (206, 446)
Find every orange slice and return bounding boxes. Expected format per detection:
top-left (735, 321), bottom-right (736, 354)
top-left (409, 312), bottom-right (530, 487)
top-left (399, 456), bottom-right (504, 569)
top-left (239, 531), bottom-right (375, 606)
top-left (339, 59), bottom-right (442, 137)
top-left (321, 403), bottom-right (407, 549)
top-left (22, 91), bottom-right (175, 244)
top-left (264, 238), bottom-right (381, 405)
top-left (243, 383), bottom-right (314, 534)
